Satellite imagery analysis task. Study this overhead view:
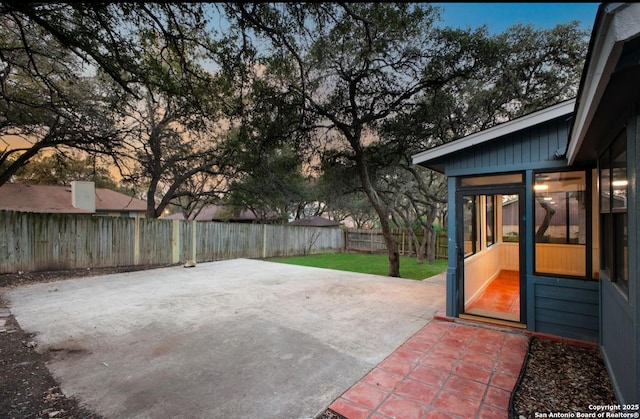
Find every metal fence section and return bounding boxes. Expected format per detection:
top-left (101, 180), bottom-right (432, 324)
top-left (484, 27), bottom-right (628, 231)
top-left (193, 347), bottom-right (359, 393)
top-left (0, 211), bottom-right (345, 274)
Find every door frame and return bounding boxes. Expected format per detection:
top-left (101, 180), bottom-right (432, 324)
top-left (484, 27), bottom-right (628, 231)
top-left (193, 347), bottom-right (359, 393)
top-left (455, 183), bottom-right (526, 324)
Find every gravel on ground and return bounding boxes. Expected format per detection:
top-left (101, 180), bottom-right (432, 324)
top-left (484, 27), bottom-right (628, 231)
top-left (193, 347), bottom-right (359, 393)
top-left (511, 337), bottom-right (618, 419)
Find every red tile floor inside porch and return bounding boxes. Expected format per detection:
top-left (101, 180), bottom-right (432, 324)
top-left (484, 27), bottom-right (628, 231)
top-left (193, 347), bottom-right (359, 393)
top-left (466, 270), bottom-right (520, 322)
top-left (328, 317), bottom-right (529, 419)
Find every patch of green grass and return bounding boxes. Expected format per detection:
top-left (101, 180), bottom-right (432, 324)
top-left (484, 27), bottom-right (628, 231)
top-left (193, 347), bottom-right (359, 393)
top-left (269, 252), bottom-right (447, 280)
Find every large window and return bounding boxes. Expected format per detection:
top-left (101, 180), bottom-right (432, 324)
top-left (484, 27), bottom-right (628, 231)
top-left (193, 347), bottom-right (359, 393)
top-left (534, 170), bottom-right (588, 277)
top-left (463, 196), bottom-right (478, 257)
top-left (599, 131), bottom-right (628, 293)
top-left (463, 194), bottom-right (502, 257)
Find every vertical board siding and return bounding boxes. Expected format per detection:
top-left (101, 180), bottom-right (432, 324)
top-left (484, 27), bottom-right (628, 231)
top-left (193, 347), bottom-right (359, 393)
top-left (345, 229), bottom-right (388, 253)
top-left (446, 116), bottom-right (569, 173)
top-left (0, 211), bottom-right (345, 274)
top-left (535, 244), bottom-right (586, 277)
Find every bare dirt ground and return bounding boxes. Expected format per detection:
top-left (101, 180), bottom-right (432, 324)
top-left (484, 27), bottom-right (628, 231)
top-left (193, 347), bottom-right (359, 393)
top-left (0, 265), bottom-right (172, 419)
top-left (0, 299), bottom-right (101, 419)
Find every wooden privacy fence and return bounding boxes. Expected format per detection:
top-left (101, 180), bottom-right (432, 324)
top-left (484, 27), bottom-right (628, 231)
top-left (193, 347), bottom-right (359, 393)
top-left (345, 228), bottom-right (448, 258)
top-left (0, 210), bottom-right (345, 274)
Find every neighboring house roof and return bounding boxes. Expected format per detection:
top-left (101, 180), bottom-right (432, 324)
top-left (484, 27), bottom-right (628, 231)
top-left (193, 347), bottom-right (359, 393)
top-left (0, 183), bottom-right (146, 214)
top-left (162, 204), bottom-right (267, 222)
top-left (93, 188), bottom-right (147, 212)
top-left (411, 99), bottom-right (576, 172)
top-left (289, 216), bottom-right (342, 228)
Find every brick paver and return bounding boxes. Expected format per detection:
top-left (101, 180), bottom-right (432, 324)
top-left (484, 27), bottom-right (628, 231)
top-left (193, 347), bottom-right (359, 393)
top-left (328, 314), bottom-right (529, 419)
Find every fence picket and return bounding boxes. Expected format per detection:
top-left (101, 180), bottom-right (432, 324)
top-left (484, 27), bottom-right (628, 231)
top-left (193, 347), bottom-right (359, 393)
top-left (344, 228), bottom-right (448, 259)
top-left (0, 211), bottom-right (345, 274)
top-left (0, 210), bottom-right (447, 274)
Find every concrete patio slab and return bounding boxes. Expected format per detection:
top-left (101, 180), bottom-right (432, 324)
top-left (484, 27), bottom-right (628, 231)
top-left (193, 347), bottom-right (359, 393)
top-left (5, 258), bottom-right (445, 419)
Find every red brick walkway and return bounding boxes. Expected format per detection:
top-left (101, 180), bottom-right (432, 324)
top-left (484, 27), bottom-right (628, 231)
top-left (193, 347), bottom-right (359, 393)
top-left (327, 318), bottom-right (529, 419)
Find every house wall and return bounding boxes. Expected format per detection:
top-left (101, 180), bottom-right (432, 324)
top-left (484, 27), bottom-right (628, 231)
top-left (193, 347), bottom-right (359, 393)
top-left (600, 107), bottom-right (639, 403)
top-left (446, 177), bottom-right (458, 318)
top-left (535, 243), bottom-right (586, 277)
top-left (443, 115), bottom-right (571, 177)
top-left (464, 244), bottom-right (500, 306)
top-left (526, 275), bottom-right (599, 341)
top-left (440, 115), bottom-right (602, 342)
top-left (601, 281), bottom-right (636, 402)
top-left (500, 242), bottom-right (519, 271)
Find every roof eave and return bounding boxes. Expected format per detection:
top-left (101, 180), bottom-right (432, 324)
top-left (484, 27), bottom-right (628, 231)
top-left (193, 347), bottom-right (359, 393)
top-left (567, 3), bottom-right (640, 164)
top-left (412, 99), bottom-right (576, 168)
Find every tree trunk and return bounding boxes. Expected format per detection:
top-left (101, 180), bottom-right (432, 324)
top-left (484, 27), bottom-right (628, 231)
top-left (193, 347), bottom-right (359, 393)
top-left (391, 210), bottom-right (416, 258)
top-left (406, 229), bottom-right (415, 258)
top-left (354, 150), bottom-right (400, 277)
top-left (535, 199), bottom-right (555, 241)
top-left (418, 227), bottom-right (428, 265)
top-left (373, 205), bottom-right (400, 276)
top-left (145, 190), bottom-right (157, 219)
top-left (0, 146), bottom-right (43, 186)
top-left (425, 205), bottom-right (438, 264)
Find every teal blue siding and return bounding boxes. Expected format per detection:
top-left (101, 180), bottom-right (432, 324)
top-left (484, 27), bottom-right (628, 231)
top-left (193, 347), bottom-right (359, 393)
top-left (446, 177), bottom-right (458, 318)
top-left (443, 116), bottom-right (570, 177)
top-left (441, 114), bottom-right (600, 342)
top-left (599, 108), bottom-right (639, 404)
top-left (601, 280), bottom-right (636, 403)
top-left (528, 276), bottom-right (599, 342)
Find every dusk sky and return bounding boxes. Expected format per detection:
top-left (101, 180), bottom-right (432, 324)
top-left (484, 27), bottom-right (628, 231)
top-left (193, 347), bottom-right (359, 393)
top-left (434, 2), bottom-right (601, 33)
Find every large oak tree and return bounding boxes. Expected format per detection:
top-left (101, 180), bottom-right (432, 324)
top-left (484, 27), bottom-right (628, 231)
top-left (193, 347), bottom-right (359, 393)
top-left (224, 3), bottom-right (496, 276)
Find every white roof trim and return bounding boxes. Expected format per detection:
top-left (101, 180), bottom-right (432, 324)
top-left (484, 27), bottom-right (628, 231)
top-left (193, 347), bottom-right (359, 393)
top-left (567, 3), bottom-right (640, 164)
top-left (412, 99), bottom-right (576, 166)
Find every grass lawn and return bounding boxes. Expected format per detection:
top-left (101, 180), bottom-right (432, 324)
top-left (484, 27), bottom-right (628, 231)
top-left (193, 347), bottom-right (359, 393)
top-left (270, 252), bottom-right (447, 280)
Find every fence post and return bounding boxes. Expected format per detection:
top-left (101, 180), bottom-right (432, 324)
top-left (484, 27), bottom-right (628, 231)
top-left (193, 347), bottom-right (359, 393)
top-left (344, 229), bottom-right (349, 252)
top-left (370, 231), bottom-right (373, 253)
top-left (189, 220), bottom-right (197, 262)
top-left (133, 217), bottom-right (140, 266)
top-left (172, 220), bottom-right (181, 264)
top-left (262, 224), bottom-right (267, 258)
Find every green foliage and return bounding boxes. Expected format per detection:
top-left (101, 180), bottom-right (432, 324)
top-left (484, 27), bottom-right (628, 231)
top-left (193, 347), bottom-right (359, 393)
top-left (0, 7), bottom-right (123, 185)
top-left (1, 2), bottom-right (591, 249)
top-left (0, 3), bottom-right (233, 219)
top-left (13, 154), bottom-right (117, 188)
top-left (271, 252), bottom-right (447, 281)
top-left (222, 3), bottom-right (589, 276)
top-left (222, 57), bottom-right (314, 221)
top-left (226, 140), bottom-right (310, 223)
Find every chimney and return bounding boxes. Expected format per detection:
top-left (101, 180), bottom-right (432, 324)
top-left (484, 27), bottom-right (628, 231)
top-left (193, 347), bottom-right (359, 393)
top-left (71, 181), bottom-right (96, 212)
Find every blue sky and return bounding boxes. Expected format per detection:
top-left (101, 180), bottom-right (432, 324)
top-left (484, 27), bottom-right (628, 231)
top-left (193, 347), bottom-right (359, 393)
top-left (433, 3), bottom-right (601, 33)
